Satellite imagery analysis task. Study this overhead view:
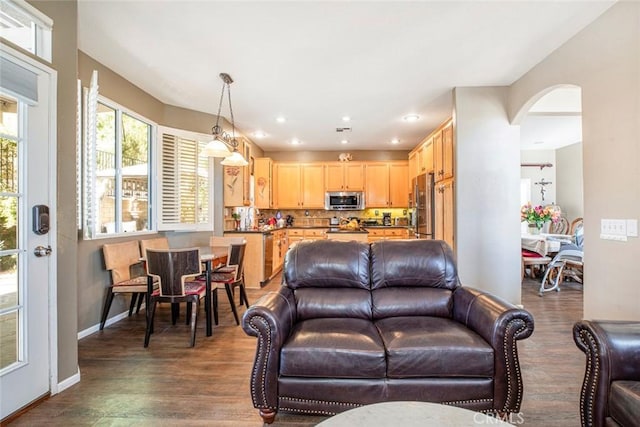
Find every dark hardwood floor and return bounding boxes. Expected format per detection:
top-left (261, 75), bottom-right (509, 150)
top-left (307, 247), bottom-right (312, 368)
top-left (10, 275), bottom-right (585, 426)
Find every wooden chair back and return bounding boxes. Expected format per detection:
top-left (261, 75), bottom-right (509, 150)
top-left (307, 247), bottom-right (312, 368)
top-left (103, 240), bottom-right (142, 284)
top-left (570, 217), bottom-right (583, 236)
top-left (140, 237), bottom-right (170, 255)
top-left (145, 248), bottom-right (201, 297)
top-left (226, 243), bottom-right (247, 282)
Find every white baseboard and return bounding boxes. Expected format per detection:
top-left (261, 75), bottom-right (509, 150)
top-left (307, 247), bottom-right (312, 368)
top-left (77, 304), bottom-right (145, 340)
top-left (55, 368), bottom-right (80, 394)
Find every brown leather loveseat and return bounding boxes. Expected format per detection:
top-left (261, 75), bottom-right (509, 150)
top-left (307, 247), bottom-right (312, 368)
top-left (573, 320), bottom-right (640, 427)
top-left (242, 239), bottom-right (535, 423)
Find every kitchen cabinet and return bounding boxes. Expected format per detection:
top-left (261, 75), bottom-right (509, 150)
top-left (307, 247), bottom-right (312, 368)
top-left (364, 161), bottom-right (409, 208)
top-left (408, 151), bottom-right (418, 181)
top-left (416, 138), bottom-right (434, 175)
top-left (366, 227), bottom-right (410, 242)
top-left (271, 228), bottom-right (288, 273)
top-left (254, 157), bottom-right (273, 209)
top-left (274, 163), bottom-right (325, 209)
top-left (326, 231), bottom-right (368, 242)
top-left (435, 179), bottom-right (454, 249)
top-left (325, 162), bottom-right (365, 191)
top-left (389, 163), bottom-right (409, 207)
top-left (287, 228), bottom-right (327, 246)
top-left (434, 120), bottom-right (454, 182)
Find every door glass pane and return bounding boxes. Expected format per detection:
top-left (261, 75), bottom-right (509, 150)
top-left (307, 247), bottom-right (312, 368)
top-left (0, 311), bottom-right (18, 369)
top-left (121, 113), bottom-right (150, 232)
top-left (96, 103), bottom-right (116, 234)
top-left (0, 254), bottom-right (18, 311)
top-left (0, 96), bottom-right (18, 137)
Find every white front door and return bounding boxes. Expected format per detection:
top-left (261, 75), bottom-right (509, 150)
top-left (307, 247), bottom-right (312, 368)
top-left (0, 46), bottom-right (57, 420)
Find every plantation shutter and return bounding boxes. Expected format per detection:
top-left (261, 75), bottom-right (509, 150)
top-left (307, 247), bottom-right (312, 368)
top-left (158, 128), bottom-right (212, 231)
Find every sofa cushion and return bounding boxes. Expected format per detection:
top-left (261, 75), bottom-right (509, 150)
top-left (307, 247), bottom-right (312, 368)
top-left (609, 381), bottom-right (640, 427)
top-left (284, 240), bottom-right (370, 290)
top-left (295, 287), bottom-right (372, 320)
top-left (372, 287), bottom-right (453, 320)
top-left (280, 318), bottom-right (386, 379)
top-left (370, 240), bottom-right (459, 290)
top-left (375, 316), bottom-right (494, 378)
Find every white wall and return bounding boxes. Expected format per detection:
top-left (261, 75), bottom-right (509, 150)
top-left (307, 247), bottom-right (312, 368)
top-left (555, 142), bottom-right (584, 222)
top-left (520, 150), bottom-right (556, 207)
top-left (508, 2), bottom-right (640, 320)
top-left (454, 87), bottom-right (522, 304)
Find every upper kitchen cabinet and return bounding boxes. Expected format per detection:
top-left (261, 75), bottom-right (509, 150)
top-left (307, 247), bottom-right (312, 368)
top-left (325, 162), bottom-right (365, 191)
top-left (274, 163), bottom-right (325, 209)
top-left (434, 120), bottom-right (454, 182)
top-left (364, 161), bottom-right (409, 208)
top-left (254, 157), bottom-right (273, 209)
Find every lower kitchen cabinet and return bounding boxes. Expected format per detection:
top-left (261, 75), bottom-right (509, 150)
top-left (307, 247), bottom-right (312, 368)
top-left (366, 227), bottom-right (411, 242)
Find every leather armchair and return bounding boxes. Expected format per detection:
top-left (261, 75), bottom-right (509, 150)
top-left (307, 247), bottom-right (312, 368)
top-left (243, 239), bottom-right (535, 424)
top-left (573, 320), bottom-right (640, 427)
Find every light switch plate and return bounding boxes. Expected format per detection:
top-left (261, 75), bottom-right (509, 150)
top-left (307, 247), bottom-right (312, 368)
top-left (627, 219), bottom-right (638, 237)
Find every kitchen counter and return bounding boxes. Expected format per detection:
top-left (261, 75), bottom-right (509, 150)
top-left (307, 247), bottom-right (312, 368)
top-left (225, 225), bottom-right (412, 234)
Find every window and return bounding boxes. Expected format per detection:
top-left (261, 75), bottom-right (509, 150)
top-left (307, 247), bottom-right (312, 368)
top-left (82, 92), bottom-right (154, 238)
top-left (157, 127), bottom-right (212, 231)
top-left (0, 0), bottom-right (52, 62)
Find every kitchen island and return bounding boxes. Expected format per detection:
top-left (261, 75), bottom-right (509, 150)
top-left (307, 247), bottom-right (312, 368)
top-left (224, 226), bottom-right (412, 288)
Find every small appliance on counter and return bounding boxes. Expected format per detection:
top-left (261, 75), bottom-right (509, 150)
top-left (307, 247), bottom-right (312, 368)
top-left (330, 216), bottom-right (340, 226)
top-left (383, 212), bottom-right (392, 226)
top-left (286, 215), bottom-right (295, 227)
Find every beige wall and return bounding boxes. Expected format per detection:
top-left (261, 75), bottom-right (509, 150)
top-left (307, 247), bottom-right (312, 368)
top-left (453, 87), bottom-right (522, 304)
top-left (27, 0), bottom-right (80, 385)
top-left (555, 142), bottom-right (584, 222)
top-left (509, 2), bottom-right (640, 320)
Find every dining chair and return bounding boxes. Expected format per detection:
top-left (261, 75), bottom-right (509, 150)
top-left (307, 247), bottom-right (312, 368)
top-left (569, 217), bottom-right (583, 236)
top-left (208, 241), bottom-right (248, 325)
top-left (100, 240), bottom-right (150, 330)
top-left (139, 236), bottom-right (170, 253)
top-left (144, 248), bottom-right (205, 347)
top-left (550, 216), bottom-right (570, 234)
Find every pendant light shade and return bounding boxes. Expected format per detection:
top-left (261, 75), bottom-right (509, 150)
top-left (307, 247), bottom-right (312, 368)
top-left (202, 73), bottom-right (248, 165)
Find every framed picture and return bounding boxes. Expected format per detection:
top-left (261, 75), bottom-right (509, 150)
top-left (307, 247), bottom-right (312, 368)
top-left (243, 139), bottom-right (251, 205)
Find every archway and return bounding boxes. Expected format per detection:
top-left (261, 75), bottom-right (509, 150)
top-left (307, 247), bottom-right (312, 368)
top-left (515, 85), bottom-right (584, 296)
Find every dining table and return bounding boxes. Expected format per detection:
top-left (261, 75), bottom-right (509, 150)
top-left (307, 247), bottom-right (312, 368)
top-left (144, 246), bottom-right (228, 338)
top-left (521, 233), bottom-right (573, 256)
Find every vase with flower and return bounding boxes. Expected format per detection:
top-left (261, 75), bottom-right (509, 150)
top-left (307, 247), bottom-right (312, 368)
top-left (521, 203), bottom-right (560, 234)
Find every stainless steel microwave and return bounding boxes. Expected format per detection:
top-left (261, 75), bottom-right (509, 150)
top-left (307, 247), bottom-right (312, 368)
top-left (325, 191), bottom-right (365, 210)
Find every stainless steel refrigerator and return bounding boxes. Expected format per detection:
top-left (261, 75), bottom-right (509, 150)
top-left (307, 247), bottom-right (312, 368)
top-left (413, 172), bottom-right (435, 239)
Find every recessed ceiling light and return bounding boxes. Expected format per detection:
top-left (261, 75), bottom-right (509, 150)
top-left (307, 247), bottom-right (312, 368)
top-left (291, 138), bottom-right (301, 145)
top-left (533, 140), bottom-right (544, 145)
top-left (403, 114), bottom-right (420, 122)
top-left (391, 138), bottom-right (400, 145)
top-left (342, 116), bottom-right (351, 122)
top-left (341, 139), bottom-right (349, 144)
top-left (253, 131), bottom-right (267, 138)
top-left (276, 116), bottom-right (286, 123)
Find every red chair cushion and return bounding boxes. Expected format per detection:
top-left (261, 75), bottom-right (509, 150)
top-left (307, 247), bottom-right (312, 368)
top-left (210, 272), bottom-right (235, 283)
top-left (521, 249), bottom-right (542, 258)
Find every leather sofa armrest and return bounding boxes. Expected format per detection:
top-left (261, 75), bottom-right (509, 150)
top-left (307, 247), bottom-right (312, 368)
top-left (241, 286), bottom-right (297, 414)
top-left (453, 286), bottom-right (534, 413)
top-left (573, 320), bottom-right (640, 427)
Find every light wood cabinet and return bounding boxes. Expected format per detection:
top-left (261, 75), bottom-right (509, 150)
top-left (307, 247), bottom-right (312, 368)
top-left (223, 165), bottom-right (244, 207)
top-left (364, 161), bottom-right (409, 208)
top-left (434, 120), bottom-right (454, 182)
top-left (408, 151), bottom-right (418, 181)
top-left (274, 163), bottom-right (325, 209)
top-left (366, 227), bottom-right (410, 242)
top-left (254, 157), bottom-right (273, 209)
top-left (271, 228), bottom-right (288, 273)
top-left (389, 163), bottom-right (409, 207)
top-left (325, 162), bottom-right (365, 191)
top-left (435, 179), bottom-right (454, 249)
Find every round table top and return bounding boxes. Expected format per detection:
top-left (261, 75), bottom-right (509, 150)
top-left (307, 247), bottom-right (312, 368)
top-left (316, 401), bottom-right (514, 427)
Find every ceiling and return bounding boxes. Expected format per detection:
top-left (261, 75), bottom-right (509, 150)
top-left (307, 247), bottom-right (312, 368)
top-left (77, 1), bottom-right (613, 153)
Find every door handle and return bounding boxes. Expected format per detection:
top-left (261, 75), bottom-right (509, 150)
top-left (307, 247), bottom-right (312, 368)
top-left (34, 245), bottom-right (52, 257)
